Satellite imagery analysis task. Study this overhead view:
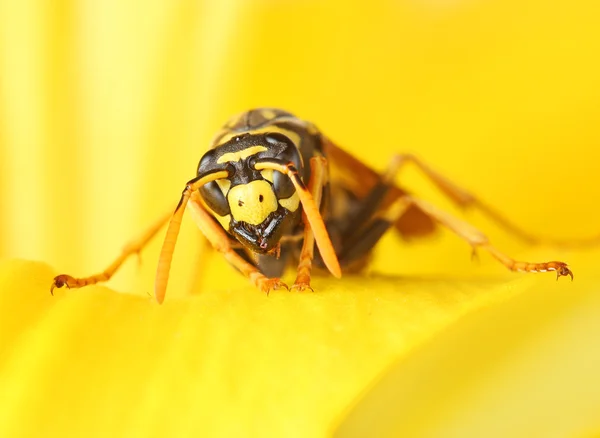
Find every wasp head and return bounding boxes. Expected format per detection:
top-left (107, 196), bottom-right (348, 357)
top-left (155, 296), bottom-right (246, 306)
top-left (197, 132), bottom-right (303, 254)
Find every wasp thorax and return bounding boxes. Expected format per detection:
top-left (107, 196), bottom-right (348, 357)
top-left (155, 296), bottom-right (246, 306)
top-left (228, 180), bottom-right (278, 225)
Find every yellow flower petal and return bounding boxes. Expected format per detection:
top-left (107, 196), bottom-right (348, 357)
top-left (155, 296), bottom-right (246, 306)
top-left (336, 248), bottom-right (600, 438)
top-left (3, 251), bottom-right (597, 437)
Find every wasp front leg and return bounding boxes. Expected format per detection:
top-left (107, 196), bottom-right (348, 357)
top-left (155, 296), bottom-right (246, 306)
top-left (186, 191), bottom-right (289, 295)
top-left (291, 156), bottom-right (328, 292)
top-left (50, 210), bottom-right (172, 295)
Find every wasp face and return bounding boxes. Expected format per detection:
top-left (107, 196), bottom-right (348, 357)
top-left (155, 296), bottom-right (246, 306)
top-left (227, 179), bottom-right (291, 254)
top-left (197, 132), bottom-right (303, 255)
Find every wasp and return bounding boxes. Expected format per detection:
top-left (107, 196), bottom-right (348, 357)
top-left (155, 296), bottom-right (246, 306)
top-left (51, 108), bottom-right (573, 303)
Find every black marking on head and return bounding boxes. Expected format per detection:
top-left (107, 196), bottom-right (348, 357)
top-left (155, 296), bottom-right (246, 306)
top-left (229, 204), bottom-right (300, 254)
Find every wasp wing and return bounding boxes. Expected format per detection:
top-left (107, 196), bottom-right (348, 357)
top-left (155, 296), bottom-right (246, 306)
top-left (321, 137), bottom-right (436, 239)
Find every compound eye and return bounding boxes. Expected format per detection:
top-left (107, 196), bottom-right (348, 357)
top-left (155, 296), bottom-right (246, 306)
top-left (199, 180), bottom-right (231, 216)
top-left (272, 169), bottom-right (295, 199)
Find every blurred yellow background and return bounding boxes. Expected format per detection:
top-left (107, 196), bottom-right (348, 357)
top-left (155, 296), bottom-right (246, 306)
top-left (1, 0), bottom-right (600, 437)
top-left (2, 0), bottom-right (599, 292)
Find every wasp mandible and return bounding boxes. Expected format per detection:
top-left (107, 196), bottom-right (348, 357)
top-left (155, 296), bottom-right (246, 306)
top-left (51, 108), bottom-right (573, 303)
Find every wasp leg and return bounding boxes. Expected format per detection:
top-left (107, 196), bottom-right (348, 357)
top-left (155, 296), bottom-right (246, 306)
top-left (50, 210), bottom-right (172, 295)
top-left (338, 197), bottom-right (412, 266)
top-left (291, 156), bottom-right (328, 292)
top-left (186, 191), bottom-right (288, 295)
top-left (340, 195), bottom-right (572, 279)
top-left (154, 170), bottom-right (230, 303)
top-left (382, 154), bottom-right (597, 246)
top-left (337, 179), bottom-right (394, 242)
top-left (408, 196), bottom-right (573, 278)
top-left (254, 159), bottom-right (341, 278)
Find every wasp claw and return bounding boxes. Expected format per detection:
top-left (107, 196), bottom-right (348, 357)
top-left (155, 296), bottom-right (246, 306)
top-left (290, 283), bottom-right (314, 293)
top-left (50, 274), bottom-right (74, 295)
top-left (258, 278), bottom-right (288, 294)
top-left (555, 265), bottom-right (574, 281)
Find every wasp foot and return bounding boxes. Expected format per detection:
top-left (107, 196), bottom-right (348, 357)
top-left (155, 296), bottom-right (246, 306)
top-left (257, 278), bottom-right (289, 295)
top-left (50, 274), bottom-right (76, 295)
top-left (554, 263), bottom-right (574, 281)
top-left (290, 282), bottom-right (314, 293)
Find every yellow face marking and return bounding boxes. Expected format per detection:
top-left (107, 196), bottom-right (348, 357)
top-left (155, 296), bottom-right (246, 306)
top-left (278, 191), bottom-right (300, 212)
top-left (216, 179), bottom-right (231, 196)
top-left (260, 169), bottom-right (274, 183)
top-left (216, 146), bottom-right (268, 164)
top-left (228, 180), bottom-right (278, 225)
top-left (214, 214), bottom-right (232, 231)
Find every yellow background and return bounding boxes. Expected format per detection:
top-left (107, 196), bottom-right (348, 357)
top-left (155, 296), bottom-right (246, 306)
top-left (1, 0), bottom-right (600, 437)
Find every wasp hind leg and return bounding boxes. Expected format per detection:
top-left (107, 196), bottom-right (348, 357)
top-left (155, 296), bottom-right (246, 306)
top-left (337, 194), bottom-right (573, 280)
top-left (383, 154), bottom-right (597, 246)
top-left (333, 152), bottom-right (573, 278)
top-left (337, 196), bottom-right (411, 267)
top-left (50, 211), bottom-right (172, 294)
